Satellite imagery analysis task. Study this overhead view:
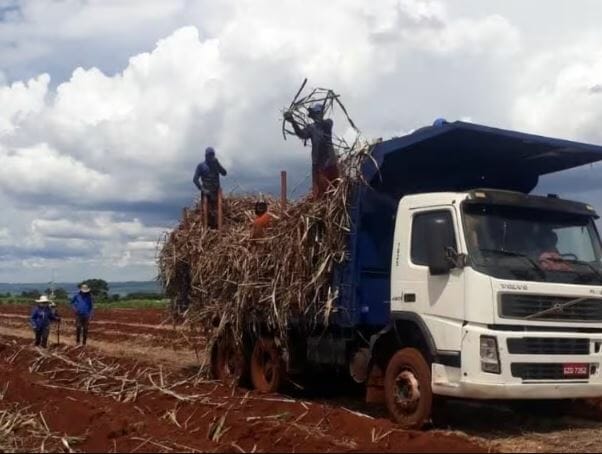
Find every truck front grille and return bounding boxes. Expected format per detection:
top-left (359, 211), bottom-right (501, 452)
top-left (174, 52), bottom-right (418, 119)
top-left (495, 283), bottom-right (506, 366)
top-left (500, 294), bottom-right (602, 322)
top-left (511, 363), bottom-right (589, 380)
top-left (507, 338), bottom-right (590, 355)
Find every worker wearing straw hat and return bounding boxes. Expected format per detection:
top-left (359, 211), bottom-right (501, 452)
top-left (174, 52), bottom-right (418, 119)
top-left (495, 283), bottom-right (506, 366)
top-left (283, 103), bottom-right (339, 198)
top-left (71, 283), bottom-right (93, 346)
top-left (30, 295), bottom-right (60, 348)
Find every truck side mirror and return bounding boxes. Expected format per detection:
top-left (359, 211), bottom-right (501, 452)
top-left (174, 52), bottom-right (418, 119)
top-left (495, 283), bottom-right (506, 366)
top-left (425, 219), bottom-right (454, 275)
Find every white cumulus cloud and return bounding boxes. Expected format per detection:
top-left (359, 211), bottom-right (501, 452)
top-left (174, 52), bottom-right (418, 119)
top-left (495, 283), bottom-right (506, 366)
top-left (13, 0), bottom-right (602, 283)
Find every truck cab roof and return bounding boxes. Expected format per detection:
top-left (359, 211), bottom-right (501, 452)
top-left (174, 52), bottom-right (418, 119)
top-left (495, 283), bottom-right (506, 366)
top-left (364, 121), bottom-right (602, 198)
top-left (400, 189), bottom-right (599, 219)
top-left (464, 188), bottom-right (599, 219)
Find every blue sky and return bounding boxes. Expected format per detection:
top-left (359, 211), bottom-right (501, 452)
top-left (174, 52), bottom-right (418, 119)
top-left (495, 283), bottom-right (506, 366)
top-left (1, 0), bottom-right (602, 282)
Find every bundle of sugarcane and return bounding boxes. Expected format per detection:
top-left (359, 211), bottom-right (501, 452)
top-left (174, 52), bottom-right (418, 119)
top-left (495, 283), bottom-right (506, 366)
top-left (158, 80), bottom-right (375, 354)
top-left (157, 147), bottom-right (373, 352)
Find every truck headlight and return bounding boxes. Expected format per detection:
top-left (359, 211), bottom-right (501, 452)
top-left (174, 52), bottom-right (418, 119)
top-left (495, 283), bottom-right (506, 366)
top-left (480, 336), bottom-right (500, 374)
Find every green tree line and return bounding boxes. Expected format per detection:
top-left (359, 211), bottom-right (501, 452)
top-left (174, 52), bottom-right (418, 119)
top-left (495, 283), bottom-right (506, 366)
top-left (16, 278), bottom-right (164, 302)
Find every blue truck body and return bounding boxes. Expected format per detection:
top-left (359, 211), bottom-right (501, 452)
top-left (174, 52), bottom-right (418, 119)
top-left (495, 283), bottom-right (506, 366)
top-left (330, 120), bottom-right (602, 329)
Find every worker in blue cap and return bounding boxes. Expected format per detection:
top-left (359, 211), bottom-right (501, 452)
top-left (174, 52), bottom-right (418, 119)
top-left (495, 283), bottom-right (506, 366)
top-left (284, 104), bottom-right (339, 198)
top-left (193, 147), bottom-right (227, 228)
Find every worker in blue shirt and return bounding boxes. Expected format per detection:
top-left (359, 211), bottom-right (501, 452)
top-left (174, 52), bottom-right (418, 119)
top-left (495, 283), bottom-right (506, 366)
top-left (193, 147), bottom-right (227, 229)
top-left (71, 283), bottom-right (93, 346)
top-left (30, 295), bottom-right (60, 348)
top-left (284, 104), bottom-right (340, 198)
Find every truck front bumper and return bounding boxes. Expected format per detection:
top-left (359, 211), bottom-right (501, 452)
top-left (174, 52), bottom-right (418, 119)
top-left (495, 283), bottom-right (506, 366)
top-left (432, 324), bottom-right (602, 400)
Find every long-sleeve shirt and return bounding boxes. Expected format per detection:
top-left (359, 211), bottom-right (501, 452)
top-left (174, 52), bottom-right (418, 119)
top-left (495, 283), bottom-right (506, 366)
top-left (193, 159), bottom-right (227, 195)
top-left (289, 118), bottom-right (337, 170)
top-left (71, 292), bottom-right (93, 317)
top-left (31, 305), bottom-right (59, 331)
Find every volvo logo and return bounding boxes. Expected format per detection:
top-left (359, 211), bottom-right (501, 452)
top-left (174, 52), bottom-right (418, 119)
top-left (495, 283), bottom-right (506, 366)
top-left (550, 303), bottom-right (564, 314)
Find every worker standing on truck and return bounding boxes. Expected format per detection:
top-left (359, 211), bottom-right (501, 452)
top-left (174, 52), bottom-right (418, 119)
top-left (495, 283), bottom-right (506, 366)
top-left (30, 295), bottom-right (60, 348)
top-left (251, 201), bottom-right (272, 239)
top-left (284, 104), bottom-right (339, 198)
top-left (71, 284), bottom-right (93, 346)
top-left (193, 147), bottom-right (227, 228)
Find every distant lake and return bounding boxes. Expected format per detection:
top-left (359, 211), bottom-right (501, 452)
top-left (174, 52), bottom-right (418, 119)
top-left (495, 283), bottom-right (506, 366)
top-left (0, 281), bottom-right (162, 296)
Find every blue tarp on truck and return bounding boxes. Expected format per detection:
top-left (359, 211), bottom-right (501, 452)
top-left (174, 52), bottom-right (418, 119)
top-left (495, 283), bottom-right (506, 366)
top-left (332, 120), bottom-right (602, 328)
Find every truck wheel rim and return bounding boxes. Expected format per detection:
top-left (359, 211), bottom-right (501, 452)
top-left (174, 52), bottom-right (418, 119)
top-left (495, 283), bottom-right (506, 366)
top-left (215, 336), bottom-right (241, 380)
top-left (259, 348), bottom-right (276, 384)
top-left (394, 369), bottom-right (421, 412)
top-left (224, 348), bottom-right (238, 376)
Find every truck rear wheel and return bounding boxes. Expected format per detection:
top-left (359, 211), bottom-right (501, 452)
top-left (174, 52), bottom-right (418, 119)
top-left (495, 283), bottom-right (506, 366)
top-left (384, 347), bottom-right (432, 429)
top-left (211, 331), bottom-right (245, 384)
top-left (250, 337), bottom-right (283, 393)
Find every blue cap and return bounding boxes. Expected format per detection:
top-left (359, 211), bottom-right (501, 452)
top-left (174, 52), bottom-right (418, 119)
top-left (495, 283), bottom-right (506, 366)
top-left (433, 118), bottom-right (447, 127)
top-left (308, 104), bottom-right (323, 115)
top-left (205, 146), bottom-right (215, 156)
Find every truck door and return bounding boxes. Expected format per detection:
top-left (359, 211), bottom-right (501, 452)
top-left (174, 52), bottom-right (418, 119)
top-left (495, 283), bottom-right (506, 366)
top-left (393, 206), bottom-right (465, 353)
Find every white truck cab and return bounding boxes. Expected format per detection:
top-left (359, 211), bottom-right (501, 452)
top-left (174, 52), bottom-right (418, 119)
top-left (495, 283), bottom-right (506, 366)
top-left (391, 189), bottom-right (602, 402)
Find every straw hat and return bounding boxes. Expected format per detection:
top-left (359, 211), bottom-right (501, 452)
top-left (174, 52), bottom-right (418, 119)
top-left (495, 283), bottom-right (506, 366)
top-left (35, 295), bottom-right (50, 304)
top-left (79, 284), bottom-right (91, 293)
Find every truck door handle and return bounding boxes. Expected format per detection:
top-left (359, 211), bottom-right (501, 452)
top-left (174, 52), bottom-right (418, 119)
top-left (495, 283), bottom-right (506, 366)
top-left (404, 293), bottom-right (416, 303)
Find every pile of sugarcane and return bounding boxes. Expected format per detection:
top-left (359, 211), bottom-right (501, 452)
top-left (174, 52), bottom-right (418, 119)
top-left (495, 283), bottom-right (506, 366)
top-left (158, 81), bottom-right (371, 351)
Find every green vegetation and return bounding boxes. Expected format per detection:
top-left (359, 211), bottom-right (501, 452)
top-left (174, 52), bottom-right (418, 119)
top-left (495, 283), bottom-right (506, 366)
top-left (79, 278), bottom-right (109, 299)
top-left (0, 295), bottom-right (168, 310)
top-left (20, 290), bottom-right (41, 299)
top-left (45, 288), bottom-right (69, 300)
top-left (0, 278), bottom-right (167, 309)
top-left (93, 299), bottom-right (168, 310)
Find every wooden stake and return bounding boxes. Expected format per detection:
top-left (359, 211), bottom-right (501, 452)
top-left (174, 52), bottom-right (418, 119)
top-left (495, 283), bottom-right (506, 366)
top-left (280, 170), bottom-right (287, 211)
top-left (217, 189), bottom-right (223, 231)
top-left (182, 208), bottom-right (188, 229)
top-left (202, 196), bottom-right (208, 228)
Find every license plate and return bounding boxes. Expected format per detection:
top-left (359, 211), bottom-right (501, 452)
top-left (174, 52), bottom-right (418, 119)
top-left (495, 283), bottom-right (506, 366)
top-left (563, 363), bottom-right (589, 378)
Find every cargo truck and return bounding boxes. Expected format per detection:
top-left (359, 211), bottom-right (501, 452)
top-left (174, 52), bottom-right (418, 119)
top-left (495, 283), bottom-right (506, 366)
top-left (213, 120), bottom-right (602, 428)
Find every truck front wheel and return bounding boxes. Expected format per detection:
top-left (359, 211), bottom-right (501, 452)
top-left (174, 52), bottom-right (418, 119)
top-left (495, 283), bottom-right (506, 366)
top-left (250, 337), bottom-right (283, 393)
top-left (384, 347), bottom-right (432, 429)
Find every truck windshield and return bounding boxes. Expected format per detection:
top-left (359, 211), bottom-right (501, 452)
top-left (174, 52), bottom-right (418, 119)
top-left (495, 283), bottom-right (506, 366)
top-left (463, 203), bottom-right (602, 284)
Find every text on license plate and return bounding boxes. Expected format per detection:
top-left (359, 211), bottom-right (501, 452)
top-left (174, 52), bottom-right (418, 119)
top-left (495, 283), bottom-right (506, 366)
top-left (563, 363), bottom-right (589, 378)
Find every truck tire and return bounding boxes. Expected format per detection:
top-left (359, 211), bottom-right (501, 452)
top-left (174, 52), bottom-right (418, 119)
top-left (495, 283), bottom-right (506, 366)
top-left (250, 337), bottom-right (283, 393)
top-left (211, 332), bottom-right (245, 385)
top-left (384, 347), bottom-right (432, 429)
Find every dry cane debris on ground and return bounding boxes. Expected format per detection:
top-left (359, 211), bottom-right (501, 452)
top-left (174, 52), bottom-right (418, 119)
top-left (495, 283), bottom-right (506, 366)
top-left (0, 403), bottom-right (82, 453)
top-left (158, 81), bottom-right (374, 357)
top-left (0, 338), bottom-right (487, 453)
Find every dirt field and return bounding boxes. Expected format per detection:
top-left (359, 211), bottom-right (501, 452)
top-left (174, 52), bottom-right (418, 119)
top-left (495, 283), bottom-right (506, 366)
top-left (1, 304), bottom-right (602, 452)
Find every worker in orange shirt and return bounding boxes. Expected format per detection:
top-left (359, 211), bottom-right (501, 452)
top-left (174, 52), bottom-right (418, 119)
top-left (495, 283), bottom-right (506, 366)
top-left (251, 201), bottom-right (272, 239)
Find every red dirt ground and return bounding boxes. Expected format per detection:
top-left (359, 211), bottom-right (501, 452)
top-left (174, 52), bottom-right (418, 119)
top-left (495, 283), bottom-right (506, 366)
top-left (8, 304), bottom-right (602, 453)
top-left (0, 303), bottom-right (168, 324)
top-left (0, 305), bottom-right (487, 453)
top-left (0, 304), bottom-right (196, 352)
top-left (0, 336), bottom-right (484, 453)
